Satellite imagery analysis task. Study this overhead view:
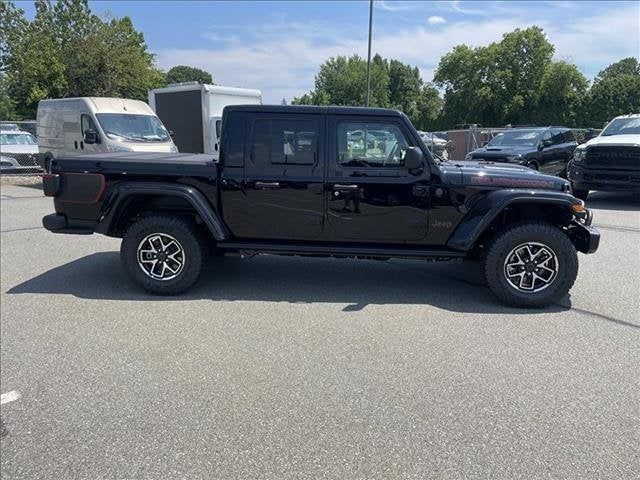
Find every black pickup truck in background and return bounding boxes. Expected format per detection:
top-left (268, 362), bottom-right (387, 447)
top-left (465, 126), bottom-right (577, 176)
top-left (42, 105), bottom-right (599, 307)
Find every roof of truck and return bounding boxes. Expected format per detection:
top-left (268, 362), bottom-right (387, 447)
top-left (224, 104), bottom-right (404, 117)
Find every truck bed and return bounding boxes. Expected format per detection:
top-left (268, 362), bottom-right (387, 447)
top-left (52, 152), bottom-right (216, 176)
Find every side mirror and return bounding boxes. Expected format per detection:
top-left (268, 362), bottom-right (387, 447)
top-left (84, 129), bottom-right (100, 144)
top-left (539, 139), bottom-right (552, 149)
top-left (168, 130), bottom-right (176, 140)
top-left (404, 146), bottom-right (424, 171)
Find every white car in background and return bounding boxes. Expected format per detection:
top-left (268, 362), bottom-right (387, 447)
top-left (0, 128), bottom-right (41, 171)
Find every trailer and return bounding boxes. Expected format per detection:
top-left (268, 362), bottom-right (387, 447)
top-left (149, 82), bottom-right (262, 157)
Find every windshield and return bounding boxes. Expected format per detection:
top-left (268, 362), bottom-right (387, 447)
top-left (96, 114), bottom-right (171, 142)
top-left (0, 133), bottom-right (37, 145)
top-left (487, 130), bottom-right (542, 147)
top-left (601, 117), bottom-right (640, 136)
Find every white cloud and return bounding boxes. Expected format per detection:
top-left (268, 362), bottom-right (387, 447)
top-left (155, 4), bottom-right (640, 104)
top-left (427, 16), bottom-right (447, 25)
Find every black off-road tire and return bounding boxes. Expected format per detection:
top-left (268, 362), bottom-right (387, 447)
top-left (572, 187), bottom-right (589, 201)
top-left (483, 221), bottom-right (578, 308)
top-left (120, 215), bottom-right (208, 295)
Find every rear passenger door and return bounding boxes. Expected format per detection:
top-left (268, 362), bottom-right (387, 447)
top-left (238, 114), bottom-right (325, 239)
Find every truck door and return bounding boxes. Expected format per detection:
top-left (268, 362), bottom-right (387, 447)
top-left (326, 116), bottom-right (429, 242)
top-left (226, 113), bottom-right (325, 240)
top-left (80, 114), bottom-right (102, 154)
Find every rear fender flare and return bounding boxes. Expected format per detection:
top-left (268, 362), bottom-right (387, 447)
top-left (95, 182), bottom-right (230, 240)
top-left (446, 189), bottom-right (581, 251)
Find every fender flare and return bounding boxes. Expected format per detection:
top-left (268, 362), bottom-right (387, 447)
top-left (95, 181), bottom-right (230, 240)
top-left (446, 189), bottom-right (582, 251)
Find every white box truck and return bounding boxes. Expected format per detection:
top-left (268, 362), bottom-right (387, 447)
top-left (148, 82), bottom-right (262, 158)
top-left (37, 97), bottom-right (178, 170)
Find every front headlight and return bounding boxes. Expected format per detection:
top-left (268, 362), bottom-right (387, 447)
top-left (506, 155), bottom-right (524, 163)
top-left (573, 148), bottom-right (587, 163)
top-left (465, 153), bottom-right (472, 160)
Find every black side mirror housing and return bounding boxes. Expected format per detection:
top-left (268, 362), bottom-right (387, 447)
top-left (84, 129), bottom-right (100, 145)
top-left (404, 146), bottom-right (424, 170)
top-left (539, 139), bottom-right (552, 149)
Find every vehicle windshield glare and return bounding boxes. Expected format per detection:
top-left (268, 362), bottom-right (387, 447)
top-left (0, 133), bottom-right (37, 145)
top-left (487, 130), bottom-right (541, 147)
top-left (96, 114), bottom-right (171, 142)
top-left (601, 117), bottom-right (640, 136)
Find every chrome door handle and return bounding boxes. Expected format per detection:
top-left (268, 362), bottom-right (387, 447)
top-left (334, 184), bottom-right (359, 191)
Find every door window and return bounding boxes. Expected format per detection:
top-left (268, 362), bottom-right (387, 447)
top-left (551, 129), bottom-right (565, 145)
top-left (81, 114), bottom-right (97, 135)
top-left (250, 118), bottom-right (318, 166)
top-left (337, 122), bottom-right (409, 168)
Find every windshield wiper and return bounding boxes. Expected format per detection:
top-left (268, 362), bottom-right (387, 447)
top-left (105, 130), bottom-right (137, 141)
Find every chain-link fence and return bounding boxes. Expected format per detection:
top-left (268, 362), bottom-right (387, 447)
top-left (1, 121), bottom-right (44, 175)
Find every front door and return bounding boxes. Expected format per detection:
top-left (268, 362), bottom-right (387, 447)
top-left (80, 114), bottom-right (101, 154)
top-left (238, 113), bottom-right (325, 240)
top-left (326, 116), bottom-right (429, 242)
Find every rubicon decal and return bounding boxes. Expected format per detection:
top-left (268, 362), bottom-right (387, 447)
top-left (470, 176), bottom-right (556, 189)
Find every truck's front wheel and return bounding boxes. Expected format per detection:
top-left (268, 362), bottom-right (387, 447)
top-left (483, 222), bottom-right (578, 308)
top-left (121, 215), bottom-right (207, 295)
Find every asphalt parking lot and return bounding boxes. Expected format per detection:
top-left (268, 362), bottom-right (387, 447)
top-left (1, 181), bottom-right (639, 479)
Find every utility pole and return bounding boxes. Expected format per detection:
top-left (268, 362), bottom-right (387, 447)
top-left (365, 0), bottom-right (373, 107)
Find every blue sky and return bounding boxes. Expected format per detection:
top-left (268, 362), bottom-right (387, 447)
top-left (18, 1), bottom-right (640, 103)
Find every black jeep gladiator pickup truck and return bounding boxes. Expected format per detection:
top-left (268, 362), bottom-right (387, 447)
top-left (42, 105), bottom-right (599, 307)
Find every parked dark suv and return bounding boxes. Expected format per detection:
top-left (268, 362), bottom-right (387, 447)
top-left (466, 127), bottom-right (577, 176)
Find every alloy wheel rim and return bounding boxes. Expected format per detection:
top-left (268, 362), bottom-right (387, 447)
top-left (137, 233), bottom-right (185, 281)
top-left (503, 242), bottom-right (559, 293)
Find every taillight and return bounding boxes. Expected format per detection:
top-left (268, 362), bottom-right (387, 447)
top-left (42, 174), bottom-right (61, 197)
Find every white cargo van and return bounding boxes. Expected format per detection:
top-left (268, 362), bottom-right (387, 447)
top-left (37, 97), bottom-right (178, 169)
top-left (148, 82), bottom-right (262, 158)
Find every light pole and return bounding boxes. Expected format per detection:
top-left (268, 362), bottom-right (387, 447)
top-left (365, 0), bottom-right (373, 107)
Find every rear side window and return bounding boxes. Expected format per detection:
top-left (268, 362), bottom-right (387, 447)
top-left (250, 118), bottom-right (318, 166)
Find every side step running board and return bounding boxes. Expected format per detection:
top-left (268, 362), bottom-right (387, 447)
top-left (217, 241), bottom-right (466, 261)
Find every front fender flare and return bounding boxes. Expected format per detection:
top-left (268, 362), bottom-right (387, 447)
top-left (95, 182), bottom-right (230, 240)
top-left (446, 189), bottom-right (582, 251)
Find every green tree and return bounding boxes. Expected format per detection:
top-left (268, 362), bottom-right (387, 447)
top-left (1, 0), bottom-right (165, 119)
top-left (165, 65), bottom-right (213, 85)
top-left (294, 54), bottom-right (390, 108)
top-left (435, 26), bottom-right (556, 127)
top-left (583, 58), bottom-right (640, 127)
top-left (536, 61), bottom-right (588, 126)
top-left (414, 83), bottom-right (444, 131)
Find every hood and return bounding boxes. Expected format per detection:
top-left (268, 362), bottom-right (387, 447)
top-left (582, 134), bottom-right (640, 148)
top-left (110, 141), bottom-right (176, 153)
top-left (439, 160), bottom-right (569, 191)
top-left (471, 145), bottom-right (533, 155)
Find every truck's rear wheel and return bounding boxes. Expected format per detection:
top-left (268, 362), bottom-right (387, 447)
top-left (121, 215), bottom-right (207, 295)
top-left (483, 221), bottom-right (578, 308)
